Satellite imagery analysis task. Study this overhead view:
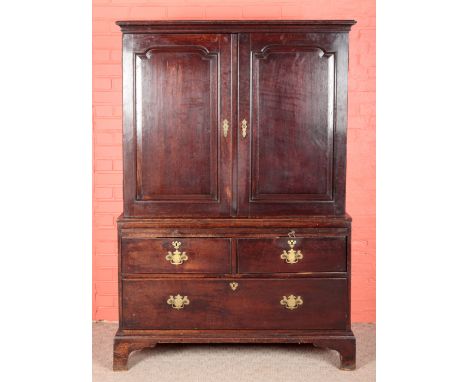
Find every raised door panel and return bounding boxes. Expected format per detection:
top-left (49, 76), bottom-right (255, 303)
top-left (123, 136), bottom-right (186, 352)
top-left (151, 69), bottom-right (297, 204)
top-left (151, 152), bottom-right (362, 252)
top-left (123, 34), bottom-right (233, 216)
top-left (237, 33), bottom-right (349, 216)
top-left (136, 47), bottom-right (217, 201)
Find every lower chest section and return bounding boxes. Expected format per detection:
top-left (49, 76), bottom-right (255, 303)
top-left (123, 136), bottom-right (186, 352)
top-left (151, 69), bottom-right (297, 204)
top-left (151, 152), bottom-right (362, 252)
top-left (118, 219), bottom-right (351, 331)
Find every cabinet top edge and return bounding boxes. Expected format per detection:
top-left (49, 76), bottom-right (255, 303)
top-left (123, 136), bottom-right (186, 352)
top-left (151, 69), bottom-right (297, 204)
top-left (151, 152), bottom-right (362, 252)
top-left (115, 20), bottom-right (357, 33)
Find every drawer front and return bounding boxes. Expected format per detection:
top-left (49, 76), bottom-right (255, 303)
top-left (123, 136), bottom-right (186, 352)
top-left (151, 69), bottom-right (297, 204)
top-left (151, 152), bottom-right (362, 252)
top-left (122, 278), bottom-right (347, 330)
top-left (121, 238), bottom-right (231, 274)
top-left (237, 237), bottom-right (346, 273)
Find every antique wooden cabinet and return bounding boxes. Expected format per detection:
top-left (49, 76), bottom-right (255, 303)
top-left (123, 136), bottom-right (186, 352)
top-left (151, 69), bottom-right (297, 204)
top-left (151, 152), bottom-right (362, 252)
top-left (114, 20), bottom-right (356, 371)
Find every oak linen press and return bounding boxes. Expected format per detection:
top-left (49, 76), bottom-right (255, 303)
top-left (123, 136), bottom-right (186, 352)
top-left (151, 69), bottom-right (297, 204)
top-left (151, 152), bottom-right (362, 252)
top-left (113, 20), bottom-right (357, 371)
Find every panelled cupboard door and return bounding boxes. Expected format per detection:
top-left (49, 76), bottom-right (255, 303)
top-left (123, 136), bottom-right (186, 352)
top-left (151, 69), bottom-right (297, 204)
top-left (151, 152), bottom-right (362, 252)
top-left (237, 33), bottom-right (349, 216)
top-left (122, 34), bottom-right (233, 217)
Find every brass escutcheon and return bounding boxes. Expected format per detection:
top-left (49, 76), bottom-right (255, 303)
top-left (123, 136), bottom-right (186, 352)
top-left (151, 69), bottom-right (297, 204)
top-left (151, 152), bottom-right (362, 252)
top-left (241, 119), bottom-right (248, 138)
top-left (222, 119), bottom-right (229, 138)
top-left (229, 282), bottom-right (239, 291)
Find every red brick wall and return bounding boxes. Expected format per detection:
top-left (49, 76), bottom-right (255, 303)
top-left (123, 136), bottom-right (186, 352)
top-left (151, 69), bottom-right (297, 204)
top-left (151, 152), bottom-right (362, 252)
top-left (92, 0), bottom-right (375, 322)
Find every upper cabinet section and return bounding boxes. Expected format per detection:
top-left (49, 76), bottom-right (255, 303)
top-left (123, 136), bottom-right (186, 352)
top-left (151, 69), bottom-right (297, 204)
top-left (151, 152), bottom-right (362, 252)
top-left (117, 21), bottom-right (355, 217)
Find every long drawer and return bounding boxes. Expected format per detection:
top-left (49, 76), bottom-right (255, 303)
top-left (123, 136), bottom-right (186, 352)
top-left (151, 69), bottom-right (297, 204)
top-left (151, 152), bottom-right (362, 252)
top-left (237, 237), bottom-right (346, 273)
top-left (121, 278), bottom-right (348, 330)
top-left (121, 238), bottom-right (231, 274)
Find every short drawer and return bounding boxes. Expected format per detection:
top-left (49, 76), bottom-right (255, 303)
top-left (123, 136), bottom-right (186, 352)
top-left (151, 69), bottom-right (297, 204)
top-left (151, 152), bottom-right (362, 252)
top-left (121, 238), bottom-right (231, 274)
top-left (237, 237), bottom-right (346, 273)
top-left (121, 278), bottom-right (348, 330)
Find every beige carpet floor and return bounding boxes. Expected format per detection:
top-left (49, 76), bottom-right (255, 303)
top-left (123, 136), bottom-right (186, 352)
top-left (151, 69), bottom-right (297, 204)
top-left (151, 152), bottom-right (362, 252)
top-left (93, 322), bottom-right (375, 382)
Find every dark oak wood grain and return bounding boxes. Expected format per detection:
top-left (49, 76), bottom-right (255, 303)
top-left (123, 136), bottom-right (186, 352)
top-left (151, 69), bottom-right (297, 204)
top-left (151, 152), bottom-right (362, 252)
top-left (114, 20), bottom-right (356, 372)
top-left (135, 46), bottom-right (217, 201)
top-left (252, 45), bottom-right (333, 198)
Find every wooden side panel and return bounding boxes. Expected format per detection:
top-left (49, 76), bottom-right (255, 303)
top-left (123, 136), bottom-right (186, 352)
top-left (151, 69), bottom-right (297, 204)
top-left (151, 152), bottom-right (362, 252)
top-left (121, 278), bottom-right (348, 330)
